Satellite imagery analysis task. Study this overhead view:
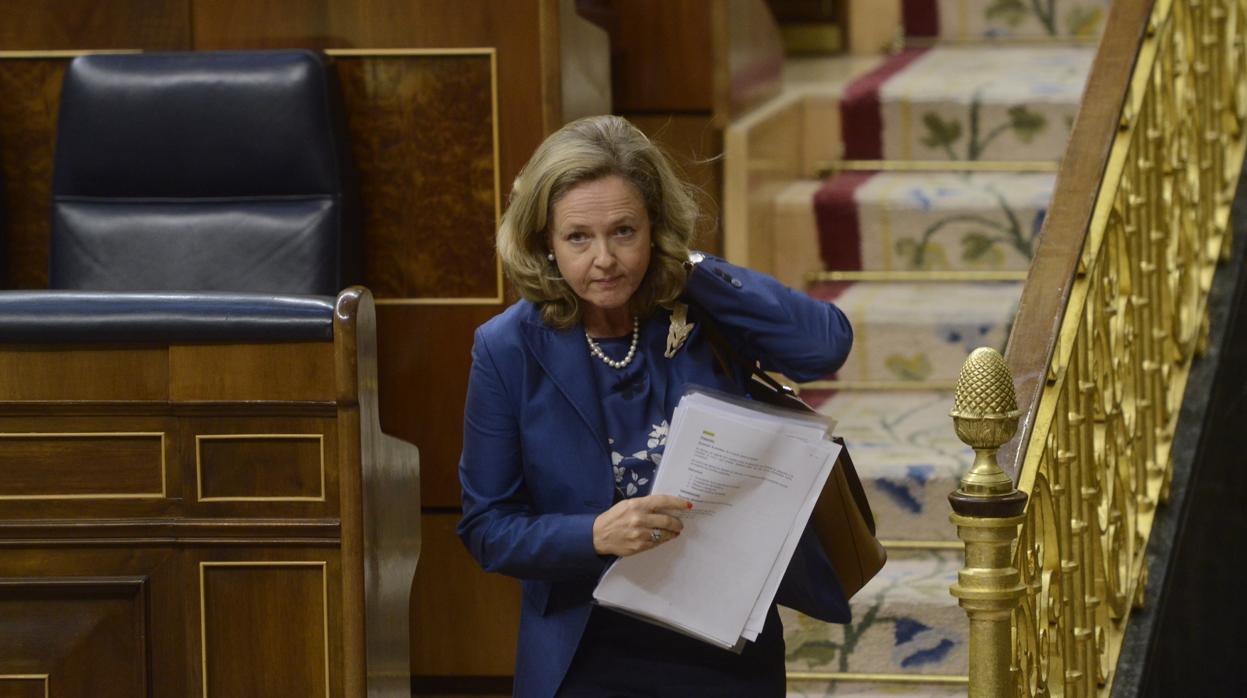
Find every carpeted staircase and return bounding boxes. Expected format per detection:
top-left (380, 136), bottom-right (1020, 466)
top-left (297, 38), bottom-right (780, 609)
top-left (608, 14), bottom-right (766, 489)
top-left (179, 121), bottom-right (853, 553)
top-left (774, 1), bottom-right (1108, 694)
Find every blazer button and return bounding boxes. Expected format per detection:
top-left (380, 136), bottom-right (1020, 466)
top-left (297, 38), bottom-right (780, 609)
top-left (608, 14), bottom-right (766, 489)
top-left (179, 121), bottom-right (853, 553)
top-left (731, 279), bottom-right (742, 288)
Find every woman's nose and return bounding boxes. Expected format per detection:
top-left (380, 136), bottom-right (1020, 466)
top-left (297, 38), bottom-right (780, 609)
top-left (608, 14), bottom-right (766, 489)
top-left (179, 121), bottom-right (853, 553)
top-left (591, 239), bottom-right (616, 266)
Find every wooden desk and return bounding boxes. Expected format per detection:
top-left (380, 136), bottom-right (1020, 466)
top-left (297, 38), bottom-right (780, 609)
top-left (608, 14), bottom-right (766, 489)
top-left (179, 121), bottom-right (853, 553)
top-left (0, 288), bottom-right (419, 698)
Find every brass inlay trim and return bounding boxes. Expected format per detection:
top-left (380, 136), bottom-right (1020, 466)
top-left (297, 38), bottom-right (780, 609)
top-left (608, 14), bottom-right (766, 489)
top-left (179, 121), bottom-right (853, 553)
top-left (787, 672), bottom-right (969, 684)
top-left (199, 561), bottom-right (330, 698)
top-left (815, 159), bottom-right (1059, 175)
top-left (0, 50), bottom-right (141, 59)
top-left (374, 297), bottom-right (503, 306)
top-left (806, 270), bottom-right (1029, 283)
top-left (779, 23), bottom-right (844, 54)
top-left (905, 36), bottom-right (1099, 47)
top-left (0, 675), bottom-right (49, 698)
top-left (327, 47), bottom-right (504, 306)
top-left (797, 380), bottom-right (957, 391)
top-left (0, 432), bottom-right (166, 500)
top-left (195, 434), bottom-right (326, 503)
top-left (325, 47), bottom-right (491, 57)
top-left (881, 539), bottom-right (964, 550)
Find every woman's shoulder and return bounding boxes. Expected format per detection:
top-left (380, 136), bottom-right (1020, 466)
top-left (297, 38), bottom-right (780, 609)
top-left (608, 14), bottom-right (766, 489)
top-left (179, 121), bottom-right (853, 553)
top-left (475, 299), bottom-right (543, 346)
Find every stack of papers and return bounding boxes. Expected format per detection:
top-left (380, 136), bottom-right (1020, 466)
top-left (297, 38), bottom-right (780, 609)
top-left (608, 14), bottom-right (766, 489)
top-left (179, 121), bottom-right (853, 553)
top-left (592, 387), bottom-right (842, 650)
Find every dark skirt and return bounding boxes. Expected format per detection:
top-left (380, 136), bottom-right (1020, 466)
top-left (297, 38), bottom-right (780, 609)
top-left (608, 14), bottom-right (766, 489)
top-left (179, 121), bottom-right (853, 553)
top-left (555, 604), bottom-right (786, 697)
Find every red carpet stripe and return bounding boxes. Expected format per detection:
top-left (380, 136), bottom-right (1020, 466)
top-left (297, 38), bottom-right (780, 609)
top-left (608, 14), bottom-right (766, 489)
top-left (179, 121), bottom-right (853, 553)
top-left (902, 0), bottom-right (940, 38)
top-left (813, 171), bottom-right (876, 272)
top-left (839, 47), bottom-right (929, 160)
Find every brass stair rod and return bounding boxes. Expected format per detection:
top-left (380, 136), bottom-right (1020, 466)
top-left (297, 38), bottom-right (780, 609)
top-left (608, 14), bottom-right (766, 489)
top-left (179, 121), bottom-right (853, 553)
top-left (948, 348), bottom-right (1028, 697)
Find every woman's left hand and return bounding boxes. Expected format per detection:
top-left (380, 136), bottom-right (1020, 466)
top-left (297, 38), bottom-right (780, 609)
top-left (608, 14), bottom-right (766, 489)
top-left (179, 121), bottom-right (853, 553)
top-left (591, 494), bottom-right (692, 557)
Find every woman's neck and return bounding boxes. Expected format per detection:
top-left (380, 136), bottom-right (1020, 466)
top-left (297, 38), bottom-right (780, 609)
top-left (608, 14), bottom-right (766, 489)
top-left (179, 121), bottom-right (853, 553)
top-left (583, 306), bottom-right (634, 338)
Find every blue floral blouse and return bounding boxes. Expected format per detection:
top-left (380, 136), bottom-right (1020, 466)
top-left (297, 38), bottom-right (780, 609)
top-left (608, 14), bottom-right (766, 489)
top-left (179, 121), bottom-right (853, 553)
top-left (588, 335), bottom-right (669, 502)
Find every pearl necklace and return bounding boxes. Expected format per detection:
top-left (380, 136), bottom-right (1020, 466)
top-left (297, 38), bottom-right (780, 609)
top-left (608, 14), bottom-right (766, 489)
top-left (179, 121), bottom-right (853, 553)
top-left (585, 317), bottom-right (640, 369)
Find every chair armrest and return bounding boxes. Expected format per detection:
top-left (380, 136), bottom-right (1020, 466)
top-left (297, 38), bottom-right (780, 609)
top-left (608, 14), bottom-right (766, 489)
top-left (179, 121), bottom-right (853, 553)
top-left (0, 291), bottom-right (335, 344)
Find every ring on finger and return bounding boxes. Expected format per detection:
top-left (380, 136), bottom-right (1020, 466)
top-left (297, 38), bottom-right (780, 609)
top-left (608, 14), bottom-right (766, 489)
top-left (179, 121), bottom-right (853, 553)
top-left (650, 528), bottom-right (662, 543)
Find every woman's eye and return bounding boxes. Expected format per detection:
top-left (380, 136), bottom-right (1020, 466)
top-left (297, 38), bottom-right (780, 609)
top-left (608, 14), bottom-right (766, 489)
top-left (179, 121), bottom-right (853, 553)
top-left (566, 232), bottom-right (587, 243)
top-left (615, 226), bottom-right (635, 237)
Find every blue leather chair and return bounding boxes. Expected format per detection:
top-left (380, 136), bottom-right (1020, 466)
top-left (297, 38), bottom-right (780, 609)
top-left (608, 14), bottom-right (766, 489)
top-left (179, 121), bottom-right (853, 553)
top-left (0, 49), bottom-right (359, 342)
top-left (51, 50), bottom-right (358, 295)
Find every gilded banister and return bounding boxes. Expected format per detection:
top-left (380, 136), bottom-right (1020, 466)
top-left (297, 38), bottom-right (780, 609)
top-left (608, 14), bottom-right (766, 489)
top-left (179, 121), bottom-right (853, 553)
top-left (954, 0), bottom-right (1247, 695)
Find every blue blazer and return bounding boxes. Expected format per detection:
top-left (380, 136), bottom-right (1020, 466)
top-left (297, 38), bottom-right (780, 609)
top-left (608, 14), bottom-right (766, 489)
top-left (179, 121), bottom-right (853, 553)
top-left (458, 256), bottom-right (854, 698)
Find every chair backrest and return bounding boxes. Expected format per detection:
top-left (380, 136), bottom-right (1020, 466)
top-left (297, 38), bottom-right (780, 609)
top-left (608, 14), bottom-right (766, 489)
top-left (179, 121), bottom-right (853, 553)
top-left (50, 50), bottom-right (358, 295)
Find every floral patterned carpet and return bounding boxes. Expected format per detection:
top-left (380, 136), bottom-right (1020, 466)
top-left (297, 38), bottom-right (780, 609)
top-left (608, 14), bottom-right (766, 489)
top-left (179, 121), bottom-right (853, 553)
top-left (812, 172), bottom-right (1054, 273)
top-left (806, 391), bottom-right (969, 542)
top-left (808, 282), bottom-right (1018, 384)
top-left (903, 0), bottom-right (1110, 40)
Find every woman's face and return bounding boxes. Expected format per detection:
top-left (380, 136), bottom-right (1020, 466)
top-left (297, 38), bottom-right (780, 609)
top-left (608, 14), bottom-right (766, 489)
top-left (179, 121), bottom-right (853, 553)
top-left (549, 175), bottom-right (652, 324)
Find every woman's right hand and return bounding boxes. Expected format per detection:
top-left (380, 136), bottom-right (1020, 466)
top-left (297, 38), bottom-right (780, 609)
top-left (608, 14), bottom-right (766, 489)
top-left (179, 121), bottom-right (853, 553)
top-left (592, 495), bottom-right (692, 557)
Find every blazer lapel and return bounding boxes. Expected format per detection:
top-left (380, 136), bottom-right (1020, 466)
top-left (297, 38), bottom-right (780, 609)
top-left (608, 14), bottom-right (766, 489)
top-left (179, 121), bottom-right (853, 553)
top-left (521, 318), bottom-right (609, 457)
top-left (645, 309), bottom-right (674, 413)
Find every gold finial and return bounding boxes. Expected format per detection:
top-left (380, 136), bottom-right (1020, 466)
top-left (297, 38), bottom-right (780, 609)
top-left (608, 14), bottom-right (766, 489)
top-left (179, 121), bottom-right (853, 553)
top-left (948, 347), bottom-right (1028, 697)
top-left (950, 347), bottom-right (1020, 497)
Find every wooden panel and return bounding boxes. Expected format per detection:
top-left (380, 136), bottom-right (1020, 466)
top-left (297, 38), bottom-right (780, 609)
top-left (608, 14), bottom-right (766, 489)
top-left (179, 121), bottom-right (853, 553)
top-left (626, 115), bottom-right (725, 254)
top-left (376, 305), bottom-right (497, 508)
top-left (0, 416), bottom-right (181, 520)
top-left (608, 0), bottom-right (717, 112)
top-left (190, 0), bottom-right (554, 190)
top-left (0, 432), bottom-right (164, 499)
top-left (334, 53), bottom-right (498, 300)
top-left (0, 577), bottom-right (148, 698)
top-left (340, 0), bottom-right (556, 178)
top-left (0, 59), bottom-right (64, 290)
top-left (411, 513), bottom-right (519, 676)
top-left (0, 551), bottom-right (185, 695)
top-left (183, 416), bottom-right (338, 518)
top-left (0, 678), bottom-right (45, 698)
top-left (197, 435), bottom-right (324, 501)
top-left (0, 346), bottom-right (169, 401)
top-left (200, 562), bottom-right (330, 697)
top-left (0, 0), bottom-right (189, 50)
top-left (190, 0), bottom-right (334, 50)
top-left (169, 343), bottom-right (336, 402)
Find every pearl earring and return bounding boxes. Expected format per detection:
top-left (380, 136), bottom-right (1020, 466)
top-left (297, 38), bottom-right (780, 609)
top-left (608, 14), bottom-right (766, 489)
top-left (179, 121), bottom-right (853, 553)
top-left (547, 252), bottom-right (555, 261)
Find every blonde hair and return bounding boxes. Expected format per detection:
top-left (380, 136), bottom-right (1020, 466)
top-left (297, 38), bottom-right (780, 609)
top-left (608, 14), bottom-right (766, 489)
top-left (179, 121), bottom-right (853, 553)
top-left (497, 115), bottom-right (697, 329)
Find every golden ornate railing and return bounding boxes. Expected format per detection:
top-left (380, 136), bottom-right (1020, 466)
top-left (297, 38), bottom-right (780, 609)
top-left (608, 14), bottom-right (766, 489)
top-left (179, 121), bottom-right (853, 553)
top-left (950, 0), bottom-right (1247, 696)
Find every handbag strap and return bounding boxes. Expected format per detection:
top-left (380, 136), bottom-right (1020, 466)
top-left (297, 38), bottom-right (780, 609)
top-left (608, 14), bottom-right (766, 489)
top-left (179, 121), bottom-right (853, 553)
top-left (692, 304), bottom-right (811, 407)
top-left (692, 307), bottom-right (801, 402)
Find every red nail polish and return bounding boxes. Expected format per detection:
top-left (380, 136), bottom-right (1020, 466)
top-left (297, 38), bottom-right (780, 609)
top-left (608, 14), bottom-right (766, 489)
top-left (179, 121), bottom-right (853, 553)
top-left (686, 502), bottom-right (693, 509)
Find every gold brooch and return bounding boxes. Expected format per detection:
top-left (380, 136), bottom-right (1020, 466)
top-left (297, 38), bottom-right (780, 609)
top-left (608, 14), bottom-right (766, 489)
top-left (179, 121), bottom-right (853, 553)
top-left (664, 303), bottom-right (695, 358)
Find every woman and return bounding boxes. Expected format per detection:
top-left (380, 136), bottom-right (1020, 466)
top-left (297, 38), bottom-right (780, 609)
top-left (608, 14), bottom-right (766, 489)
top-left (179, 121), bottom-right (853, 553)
top-left (458, 115), bottom-right (853, 697)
